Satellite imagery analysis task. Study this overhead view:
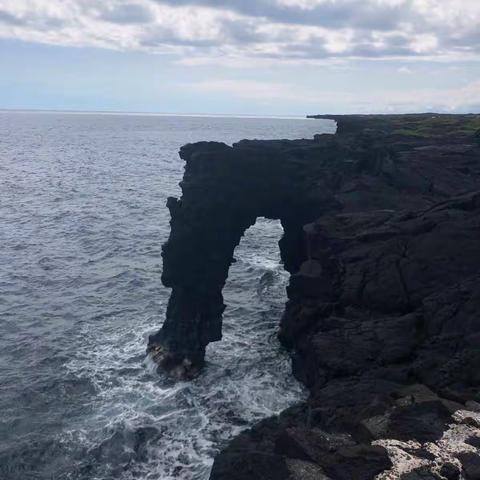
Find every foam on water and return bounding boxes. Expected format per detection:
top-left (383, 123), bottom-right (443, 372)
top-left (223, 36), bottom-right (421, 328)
top-left (0, 112), bottom-right (333, 480)
top-left (60, 220), bottom-right (305, 480)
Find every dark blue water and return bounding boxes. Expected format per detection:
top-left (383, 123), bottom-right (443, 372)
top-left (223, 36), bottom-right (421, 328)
top-left (0, 112), bottom-right (334, 480)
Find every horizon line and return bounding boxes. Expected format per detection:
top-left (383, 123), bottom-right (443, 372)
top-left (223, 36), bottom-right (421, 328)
top-left (0, 107), bottom-right (319, 121)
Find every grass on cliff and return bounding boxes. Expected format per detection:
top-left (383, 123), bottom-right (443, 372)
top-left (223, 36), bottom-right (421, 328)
top-left (391, 114), bottom-right (480, 139)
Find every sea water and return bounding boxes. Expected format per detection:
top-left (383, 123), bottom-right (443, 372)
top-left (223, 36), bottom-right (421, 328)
top-left (0, 112), bottom-right (334, 479)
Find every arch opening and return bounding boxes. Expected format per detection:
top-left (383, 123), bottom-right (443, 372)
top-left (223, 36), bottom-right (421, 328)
top-left (208, 218), bottom-right (288, 364)
top-left (222, 217), bottom-right (287, 327)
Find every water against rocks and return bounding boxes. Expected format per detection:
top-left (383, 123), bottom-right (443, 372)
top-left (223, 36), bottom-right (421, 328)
top-left (0, 112), bottom-right (334, 480)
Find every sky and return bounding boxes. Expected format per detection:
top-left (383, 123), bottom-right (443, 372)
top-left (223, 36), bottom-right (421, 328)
top-left (0, 0), bottom-right (479, 115)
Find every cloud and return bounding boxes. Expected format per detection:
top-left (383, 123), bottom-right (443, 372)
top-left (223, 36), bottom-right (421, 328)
top-left (0, 9), bottom-right (26, 26)
top-left (0, 5), bottom-right (66, 30)
top-left (97, 3), bottom-right (155, 24)
top-left (186, 78), bottom-right (480, 113)
top-left (0, 0), bottom-right (479, 63)
top-left (154, 0), bottom-right (410, 31)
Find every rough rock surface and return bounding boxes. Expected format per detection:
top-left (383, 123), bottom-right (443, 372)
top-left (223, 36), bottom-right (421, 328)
top-left (149, 114), bottom-right (480, 478)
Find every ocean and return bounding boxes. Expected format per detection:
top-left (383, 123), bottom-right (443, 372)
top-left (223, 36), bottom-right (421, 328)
top-left (0, 111), bottom-right (335, 480)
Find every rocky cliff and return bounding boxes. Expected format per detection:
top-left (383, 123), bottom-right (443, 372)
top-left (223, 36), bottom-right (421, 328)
top-left (150, 114), bottom-right (480, 479)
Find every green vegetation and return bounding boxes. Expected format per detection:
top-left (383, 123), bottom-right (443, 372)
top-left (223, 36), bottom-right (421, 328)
top-left (389, 114), bottom-right (480, 139)
top-left (313, 114), bottom-right (480, 140)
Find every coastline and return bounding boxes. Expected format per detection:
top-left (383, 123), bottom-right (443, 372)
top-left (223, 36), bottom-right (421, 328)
top-left (153, 114), bottom-right (480, 479)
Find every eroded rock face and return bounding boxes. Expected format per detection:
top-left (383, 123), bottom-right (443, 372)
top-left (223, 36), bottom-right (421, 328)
top-left (147, 138), bottom-right (347, 375)
top-left (281, 191), bottom-right (480, 394)
top-left (149, 114), bottom-right (480, 478)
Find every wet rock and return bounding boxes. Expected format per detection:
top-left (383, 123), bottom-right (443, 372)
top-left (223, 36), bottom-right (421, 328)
top-left (439, 462), bottom-right (461, 480)
top-left (466, 437), bottom-right (480, 449)
top-left (458, 452), bottom-right (480, 479)
top-left (319, 444), bottom-right (392, 479)
top-left (275, 427), bottom-right (357, 461)
top-left (274, 425), bottom-right (392, 478)
top-left (210, 452), bottom-right (290, 480)
top-left (387, 401), bottom-right (452, 443)
top-left (400, 467), bottom-right (442, 479)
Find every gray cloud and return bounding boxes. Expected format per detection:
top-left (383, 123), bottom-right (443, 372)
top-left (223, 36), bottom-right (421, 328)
top-left (251, 31), bottom-right (423, 61)
top-left (0, 10), bottom-right (25, 26)
top-left (0, 0), bottom-right (478, 62)
top-left (147, 0), bottom-right (479, 60)
top-left (446, 28), bottom-right (480, 53)
top-left (219, 18), bottom-right (269, 45)
top-left (154, 0), bottom-right (413, 31)
top-left (140, 30), bottom-right (219, 48)
top-left (98, 3), bottom-right (155, 24)
top-left (0, 8), bottom-right (65, 30)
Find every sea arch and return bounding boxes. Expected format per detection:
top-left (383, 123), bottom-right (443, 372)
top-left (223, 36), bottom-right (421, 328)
top-left (147, 138), bottom-right (340, 377)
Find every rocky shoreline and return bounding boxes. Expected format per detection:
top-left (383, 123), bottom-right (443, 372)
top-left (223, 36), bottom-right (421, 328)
top-left (151, 114), bottom-right (480, 479)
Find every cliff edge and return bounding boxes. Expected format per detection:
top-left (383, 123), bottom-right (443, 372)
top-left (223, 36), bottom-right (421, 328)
top-left (150, 114), bottom-right (480, 479)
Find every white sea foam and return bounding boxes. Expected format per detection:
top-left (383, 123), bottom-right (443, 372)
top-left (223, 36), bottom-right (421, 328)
top-left (61, 220), bottom-right (306, 479)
